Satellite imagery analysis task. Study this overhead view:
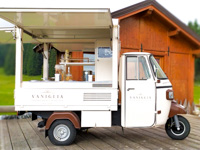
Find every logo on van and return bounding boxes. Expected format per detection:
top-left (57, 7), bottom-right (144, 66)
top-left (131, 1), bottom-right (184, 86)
top-left (32, 94), bottom-right (63, 99)
top-left (130, 96), bottom-right (151, 100)
top-left (31, 90), bottom-right (64, 99)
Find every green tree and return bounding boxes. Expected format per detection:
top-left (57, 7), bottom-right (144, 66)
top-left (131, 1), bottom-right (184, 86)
top-left (188, 20), bottom-right (200, 80)
top-left (26, 45), bottom-right (43, 76)
top-left (188, 20), bottom-right (200, 35)
top-left (23, 44), bottom-right (30, 75)
top-left (49, 49), bottom-right (57, 77)
top-left (1, 43), bottom-right (43, 76)
top-left (4, 44), bottom-right (15, 75)
top-left (0, 44), bottom-right (8, 67)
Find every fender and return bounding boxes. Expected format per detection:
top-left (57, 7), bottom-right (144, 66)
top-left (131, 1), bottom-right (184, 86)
top-left (45, 112), bottom-right (81, 130)
top-left (168, 100), bottom-right (186, 118)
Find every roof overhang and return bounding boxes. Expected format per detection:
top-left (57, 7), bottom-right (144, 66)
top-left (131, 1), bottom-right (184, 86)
top-left (112, 0), bottom-right (200, 48)
top-left (192, 49), bottom-right (200, 58)
top-left (0, 8), bottom-right (113, 51)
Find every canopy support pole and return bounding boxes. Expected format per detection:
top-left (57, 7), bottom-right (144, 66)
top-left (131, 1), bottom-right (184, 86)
top-left (43, 43), bottom-right (49, 80)
top-left (15, 27), bottom-right (23, 89)
top-left (112, 19), bottom-right (119, 89)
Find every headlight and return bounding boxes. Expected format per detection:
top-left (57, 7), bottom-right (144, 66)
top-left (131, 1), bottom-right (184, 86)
top-left (166, 89), bottom-right (174, 100)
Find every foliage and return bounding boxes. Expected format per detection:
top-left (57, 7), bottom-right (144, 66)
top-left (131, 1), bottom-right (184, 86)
top-left (194, 82), bottom-right (200, 104)
top-left (195, 61), bottom-right (200, 81)
top-left (0, 43), bottom-right (58, 77)
top-left (3, 44), bottom-right (15, 75)
top-left (26, 44), bottom-right (43, 76)
top-left (188, 20), bottom-right (200, 80)
top-left (188, 20), bottom-right (200, 35)
top-left (49, 49), bottom-right (57, 77)
top-left (23, 44), bottom-right (31, 75)
top-left (0, 44), bottom-right (8, 67)
top-left (0, 43), bottom-right (43, 76)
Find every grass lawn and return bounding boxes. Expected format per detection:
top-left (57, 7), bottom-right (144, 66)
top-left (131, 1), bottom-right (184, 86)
top-left (0, 67), bottom-right (42, 106)
top-left (194, 81), bottom-right (200, 104)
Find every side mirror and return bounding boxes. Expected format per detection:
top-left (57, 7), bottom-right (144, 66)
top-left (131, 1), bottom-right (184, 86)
top-left (153, 65), bottom-right (158, 78)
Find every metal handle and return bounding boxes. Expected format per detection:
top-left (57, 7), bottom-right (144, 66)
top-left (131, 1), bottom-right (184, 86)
top-left (127, 88), bottom-right (135, 91)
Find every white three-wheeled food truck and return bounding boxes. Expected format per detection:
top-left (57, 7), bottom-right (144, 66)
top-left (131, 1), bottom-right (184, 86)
top-left (0, 8), bottom-right (190, 145)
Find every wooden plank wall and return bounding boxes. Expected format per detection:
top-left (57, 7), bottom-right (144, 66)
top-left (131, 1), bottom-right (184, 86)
top-left (56, 51), bottom-right (83, 81)
top-left (119, 13), bottom-right (197, 104)
top-left (71, 52), bottom-right (83, 81)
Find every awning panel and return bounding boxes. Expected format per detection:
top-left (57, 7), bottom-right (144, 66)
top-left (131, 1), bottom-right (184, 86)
top-left (0, 27), bottom-right (38, 44)
top-left (0, 8), bottom-right (113, 51)
top-left (0, 8), bottom-right (112, 40)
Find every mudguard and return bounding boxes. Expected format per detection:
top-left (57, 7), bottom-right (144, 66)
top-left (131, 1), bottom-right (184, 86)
top-left (168, 100), bottom-right (187, 118)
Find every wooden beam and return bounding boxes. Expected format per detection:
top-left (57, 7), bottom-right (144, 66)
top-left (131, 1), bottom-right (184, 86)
top-left (168, 29), bottom-right (180, 37)
top-left (118, 6), bottom-right (152, 20)
top-left (142, 8), bottom-right (154, 17)
top-left (0, 106), bottom-right (15, 112)
top-left (196, 104), bottom-right (200, 107)
top-left (192, 49), bottom-right (200, 55)
top-left (152, 7), bottom-right (200, 45)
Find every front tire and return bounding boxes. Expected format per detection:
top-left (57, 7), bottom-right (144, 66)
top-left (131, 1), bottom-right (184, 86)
top-left (165, 115), bottom-right (190, 140)
top-left (48, 120), bottom-right (76, 145)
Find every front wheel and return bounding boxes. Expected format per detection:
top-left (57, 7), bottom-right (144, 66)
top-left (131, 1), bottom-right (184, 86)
top-left (165, 115), bottom-right (190, 140)
top-left (48, 120), bottom-right (76, 145)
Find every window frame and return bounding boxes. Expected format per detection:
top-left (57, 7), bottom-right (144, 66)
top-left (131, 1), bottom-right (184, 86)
top-left (149, 55), bottom-right (168, 80)
top-left (138, 56), bottom-right (151, 80)
top-left (126, 55), bottom-right (151, 81)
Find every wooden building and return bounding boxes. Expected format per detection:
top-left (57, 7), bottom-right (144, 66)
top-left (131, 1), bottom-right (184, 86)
top-left (112, 0), bottom-right (200, 103)
top-left (53, 0), bottom-right (200, 104)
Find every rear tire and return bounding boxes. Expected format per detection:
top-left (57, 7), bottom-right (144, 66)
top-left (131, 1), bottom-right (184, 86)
top-left (165, 115), bottom-right (190, 140)
top-left (48, 120), bottom-right (76, 145)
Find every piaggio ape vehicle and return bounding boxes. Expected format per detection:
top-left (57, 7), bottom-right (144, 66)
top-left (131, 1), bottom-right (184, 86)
top-left (0, 8), bottom-right (190, 145)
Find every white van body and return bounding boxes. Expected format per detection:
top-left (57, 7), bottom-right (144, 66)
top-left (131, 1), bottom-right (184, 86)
top-left (0, 7), bottom-right (189, 145)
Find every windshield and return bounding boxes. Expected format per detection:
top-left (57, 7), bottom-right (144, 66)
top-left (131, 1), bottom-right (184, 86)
top-left (149, 55), bottom-right (167, 79)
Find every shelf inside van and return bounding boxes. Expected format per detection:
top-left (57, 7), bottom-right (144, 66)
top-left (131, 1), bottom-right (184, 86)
top-left (59, 62), bottom-right (95, 66)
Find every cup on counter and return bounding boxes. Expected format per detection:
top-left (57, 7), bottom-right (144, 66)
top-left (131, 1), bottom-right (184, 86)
top-left (88, 75), bottom-right (93, 82)
top-left (83, 70), bottom-right (92, 81)
top-left (55, 74), bottom-right (61, 81)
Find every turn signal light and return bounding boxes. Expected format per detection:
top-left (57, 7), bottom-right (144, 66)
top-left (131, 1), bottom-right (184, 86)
top-left (166, 89), bottom-right (174, 100)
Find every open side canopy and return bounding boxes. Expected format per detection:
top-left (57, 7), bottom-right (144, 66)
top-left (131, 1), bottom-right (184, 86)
top-left (0, 8), bottom-right (113, 51)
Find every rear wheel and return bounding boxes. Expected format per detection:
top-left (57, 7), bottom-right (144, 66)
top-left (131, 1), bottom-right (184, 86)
top-left (165, 115), bottom-right (190, 140)
top-left (48, 120), bottom-right (76, 145)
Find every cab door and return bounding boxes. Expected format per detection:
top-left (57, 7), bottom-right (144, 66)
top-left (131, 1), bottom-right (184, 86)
top-left (124, 55), bottom-right (156, 127)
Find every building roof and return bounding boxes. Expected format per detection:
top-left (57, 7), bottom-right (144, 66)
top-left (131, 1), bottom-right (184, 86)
top-left (112, 0), bottom-right (200, 46)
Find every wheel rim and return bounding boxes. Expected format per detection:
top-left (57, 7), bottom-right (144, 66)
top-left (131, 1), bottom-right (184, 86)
top-left (53, 124), bottom-right (70, 142)
top-left (170, 121), bottom-right (186, 136)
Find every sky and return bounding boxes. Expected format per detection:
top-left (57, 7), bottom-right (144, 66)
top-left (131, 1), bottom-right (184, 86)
top-left (0, 0), bottom-right (200, 27)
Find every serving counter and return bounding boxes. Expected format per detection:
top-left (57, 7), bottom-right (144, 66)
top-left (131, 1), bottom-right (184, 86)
top-left (22, 80), bottom-right (112, 89)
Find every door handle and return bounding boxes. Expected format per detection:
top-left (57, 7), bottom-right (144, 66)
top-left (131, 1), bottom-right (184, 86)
top-left (127, 88), bottom-right (135, 91)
